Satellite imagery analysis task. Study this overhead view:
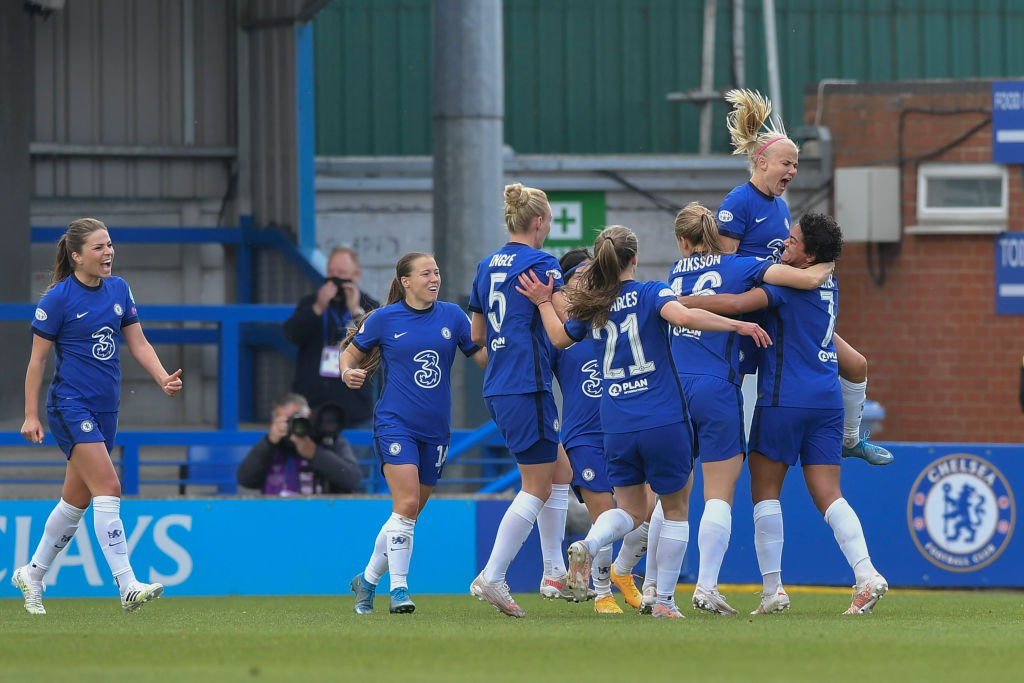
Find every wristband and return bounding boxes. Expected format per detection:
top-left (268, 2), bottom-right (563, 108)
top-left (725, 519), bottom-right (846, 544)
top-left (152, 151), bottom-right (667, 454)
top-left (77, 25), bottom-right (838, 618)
top-left (342, 368), bottom-right (354, 380)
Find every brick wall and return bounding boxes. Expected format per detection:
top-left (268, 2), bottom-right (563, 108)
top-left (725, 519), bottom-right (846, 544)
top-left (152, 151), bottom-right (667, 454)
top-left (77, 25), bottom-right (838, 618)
top-left (804, 81), bottom-right (1024, 443)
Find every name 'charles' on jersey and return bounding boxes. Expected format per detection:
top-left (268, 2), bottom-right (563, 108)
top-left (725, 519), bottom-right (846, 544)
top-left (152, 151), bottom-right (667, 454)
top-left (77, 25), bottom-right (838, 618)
top-left (469, 243), bottom-right (563, 397)
top-left (565, 281), bottom-right (687, 433)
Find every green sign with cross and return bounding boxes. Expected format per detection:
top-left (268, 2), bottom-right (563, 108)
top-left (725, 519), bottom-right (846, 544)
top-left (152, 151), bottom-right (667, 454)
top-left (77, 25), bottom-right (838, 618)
top-left (543, 192), bottom-right (607, 259)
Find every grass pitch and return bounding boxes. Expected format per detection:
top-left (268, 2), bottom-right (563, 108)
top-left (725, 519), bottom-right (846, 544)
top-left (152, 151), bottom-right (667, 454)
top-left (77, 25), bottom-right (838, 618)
top-left (3, 587), bottom-right (1023, 682)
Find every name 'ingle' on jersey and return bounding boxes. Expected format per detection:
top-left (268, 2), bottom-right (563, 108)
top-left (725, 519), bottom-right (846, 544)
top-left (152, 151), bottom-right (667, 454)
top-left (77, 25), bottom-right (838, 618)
top-left (756, 277), bottom-right (843, 410)
top-left (565, 280), bottom-right (687, 434)
top-left (668, 254), bottom-right (771, 385)
top-left (31, 275), bottom-right (139, 409)
top-left (353, 300), bottom-right (479, 442)
top-left (717, 182), bottom-right (791, 261)
top-left (469, 243), bottom-right (563, 397)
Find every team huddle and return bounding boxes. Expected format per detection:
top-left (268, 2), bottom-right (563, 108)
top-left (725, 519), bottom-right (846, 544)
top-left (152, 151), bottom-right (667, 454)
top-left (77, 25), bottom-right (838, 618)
top-left (346, 90), bottom-right (891, 619)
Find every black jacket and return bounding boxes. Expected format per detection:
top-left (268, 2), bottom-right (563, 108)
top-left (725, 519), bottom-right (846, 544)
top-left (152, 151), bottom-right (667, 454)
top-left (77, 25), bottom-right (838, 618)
top-left (236, 434), bottom-right (362, 494)
top-left (282, 290), bottom-right (380, 426)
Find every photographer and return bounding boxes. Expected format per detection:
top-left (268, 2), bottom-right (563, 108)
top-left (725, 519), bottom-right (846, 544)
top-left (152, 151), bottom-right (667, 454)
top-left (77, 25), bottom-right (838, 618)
top-left (237, 393), bottom-right (362, 495)
top-left (283, 247), bottom-right (380, 428)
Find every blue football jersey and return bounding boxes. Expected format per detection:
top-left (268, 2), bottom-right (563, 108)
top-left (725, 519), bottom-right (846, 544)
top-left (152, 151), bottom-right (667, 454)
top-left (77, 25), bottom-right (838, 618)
top-left (668, 254), bottom-right (771, 384)
top-left (353, 300), bottom-right (479, 442)
top-left (756, 277), bottom-right (843, 409)
top-left (32, 275), bottom-right (140, 409)
top-left (468, 243), bottom-right (563, 397)
top-left (565, 281), bottom-right (687, 433)
top-left (717, 182), bottom-right (791, 262)
top-left (550, 339), bottom-right (602, 448)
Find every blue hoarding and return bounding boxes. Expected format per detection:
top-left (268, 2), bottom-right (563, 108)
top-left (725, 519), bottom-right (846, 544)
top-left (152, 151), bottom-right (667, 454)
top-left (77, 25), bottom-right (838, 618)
top-left (996, 232), bottom-right (1024, 315)
top-left (2, 443), bottom-right (1021, 598)
top-left (992, 81), bottom-right (1024, 163)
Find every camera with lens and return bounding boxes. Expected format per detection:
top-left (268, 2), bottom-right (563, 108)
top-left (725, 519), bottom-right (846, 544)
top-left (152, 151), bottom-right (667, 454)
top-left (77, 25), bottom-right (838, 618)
top-left (287, 413), bottom-right (314, 439)
top-left (327, 277), bottom-right (353, 301)
top-left (285, 403), bottom-right (345, 447)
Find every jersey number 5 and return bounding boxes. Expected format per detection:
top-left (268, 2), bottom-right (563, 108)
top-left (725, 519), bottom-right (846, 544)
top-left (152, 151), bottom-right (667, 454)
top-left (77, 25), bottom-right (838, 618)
top-left (487, 273), bottom-right (507, 332)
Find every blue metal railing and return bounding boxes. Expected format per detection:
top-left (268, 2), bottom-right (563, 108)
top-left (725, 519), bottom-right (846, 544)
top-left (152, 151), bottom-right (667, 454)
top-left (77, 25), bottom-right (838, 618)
top-left (7, 224), bottom-right (523, 493)
top-left (0, 422), bottom-right (513, 495)
top-left (0, 303), bottom-right (293, 430)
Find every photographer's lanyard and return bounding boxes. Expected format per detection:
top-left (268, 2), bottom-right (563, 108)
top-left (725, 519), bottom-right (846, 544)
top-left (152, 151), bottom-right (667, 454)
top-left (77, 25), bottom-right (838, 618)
top-left (319, 308), bottom-right (350, 378)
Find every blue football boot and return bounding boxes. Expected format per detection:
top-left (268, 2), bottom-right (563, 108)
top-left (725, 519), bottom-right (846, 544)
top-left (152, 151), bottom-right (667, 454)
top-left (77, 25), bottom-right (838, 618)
top-left (842, 436), bottom-right (894, 465)
top-left (389, 587), bottom-right (416, 614)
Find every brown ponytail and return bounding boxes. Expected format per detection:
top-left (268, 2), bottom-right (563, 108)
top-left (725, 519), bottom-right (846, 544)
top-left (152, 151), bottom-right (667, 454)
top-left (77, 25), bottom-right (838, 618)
top-left (49, 218), bottom-right (108, 291)
top-left (564, 226), bottom-right (638, 328)
top-left (342, 251), bottom-right (433, 375)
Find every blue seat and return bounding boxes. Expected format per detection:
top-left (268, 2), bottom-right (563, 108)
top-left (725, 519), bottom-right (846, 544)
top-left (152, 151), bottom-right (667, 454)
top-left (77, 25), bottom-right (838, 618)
top-left (179, 445), bottom-right (251, 494)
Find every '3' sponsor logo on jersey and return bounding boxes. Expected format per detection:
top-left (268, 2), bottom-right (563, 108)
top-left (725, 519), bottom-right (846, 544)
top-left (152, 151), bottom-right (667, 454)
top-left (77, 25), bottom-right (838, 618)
top-left (412, 350), bottom-right (441, 389)
top-left (91, 326), bottom-right (116, 361)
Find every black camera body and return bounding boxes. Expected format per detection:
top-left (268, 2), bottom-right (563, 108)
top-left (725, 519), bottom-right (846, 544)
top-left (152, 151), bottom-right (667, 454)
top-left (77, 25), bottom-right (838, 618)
top-left (285, 403), bottom-right (345, 447)
top-left (327, 277), bottom-right (353, 301)
top-left (287, 413), bottom-right (313, 439)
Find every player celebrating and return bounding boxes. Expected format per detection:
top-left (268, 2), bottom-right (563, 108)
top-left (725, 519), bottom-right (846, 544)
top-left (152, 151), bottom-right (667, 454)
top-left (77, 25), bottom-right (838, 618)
top-left (669, 201), bottom-right (832, 614)
top-left (548, 249), bottom-right (653, 613)
top-left (681, 213), bottom-right (888, 616)
top-left (15, 218), bottom-right (181, 614)
top-left (717, 88), bottom-right (892, 466)
top-left (468, 183), bottom-right (567, 618)
top-left (518, 225), bottom-right (770, 618)
top-left (343, 252), bottom-right (486, 615)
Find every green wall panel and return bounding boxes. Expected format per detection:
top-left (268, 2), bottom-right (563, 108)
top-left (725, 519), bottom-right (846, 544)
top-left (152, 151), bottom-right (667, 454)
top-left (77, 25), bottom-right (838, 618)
top-left (313, 0), bottom-right (1024, 156)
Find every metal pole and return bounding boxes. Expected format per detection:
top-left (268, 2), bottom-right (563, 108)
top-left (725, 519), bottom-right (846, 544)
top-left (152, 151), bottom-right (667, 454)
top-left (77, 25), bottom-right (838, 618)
top-left (732, 0), bottom-right (745, 89)
top-left (433, 0), bottom-right (504, 427)
top-left (762, 0), bottom-right (783, 124)
top-left (698, 0), bottom-right (718, 155)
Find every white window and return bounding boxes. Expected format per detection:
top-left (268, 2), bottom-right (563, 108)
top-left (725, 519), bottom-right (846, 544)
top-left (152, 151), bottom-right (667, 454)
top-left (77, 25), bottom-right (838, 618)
top-left (909, 163), bottom-right (1008, 234)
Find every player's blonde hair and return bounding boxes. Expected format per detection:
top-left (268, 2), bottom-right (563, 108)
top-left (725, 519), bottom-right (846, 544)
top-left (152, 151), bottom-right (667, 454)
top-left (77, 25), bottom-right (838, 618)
top-left (674, 202), bottom-right (722, 256)
top-left (504, 183), bottom-right (549, 235)
top-left (724, 89), bottom-right (796, 173)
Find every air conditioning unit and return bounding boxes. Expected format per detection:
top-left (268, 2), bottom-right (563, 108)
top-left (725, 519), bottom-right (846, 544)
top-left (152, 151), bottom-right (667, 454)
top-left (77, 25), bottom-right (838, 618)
top-left (833, 167), bottom-right (900, 243)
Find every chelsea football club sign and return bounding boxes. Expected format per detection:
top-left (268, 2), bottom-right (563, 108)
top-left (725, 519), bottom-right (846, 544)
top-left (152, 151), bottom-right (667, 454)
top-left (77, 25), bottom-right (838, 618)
top-left (908, 453), bottom-right (1015, 572)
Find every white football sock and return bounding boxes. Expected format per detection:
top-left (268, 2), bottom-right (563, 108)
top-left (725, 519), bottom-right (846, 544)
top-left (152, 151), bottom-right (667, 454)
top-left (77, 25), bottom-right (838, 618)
top-left (384, 513), bottom-right (416, 591)
top-left (642, 500), bottom-right (665, 591)
top-left (593, 544), bottom-right (613, 598)
top-left (483, 491), bottom-right (544, 584)
top-left (613, 521), bottom-right (649, 575)
top-left (840, 377), bottom-right (867, 447)
top-left (583, 508), bottom-right (634, 557)
top-left (655, 519), bottom-right (688, 604)
top-left (824, 497), bottom-right (875, 583)
top-left (29, 498), bottom-right (86, 582)
top-left (753, 499), bottom-right (783, 594)
top-left (696, 498), bottom-right (732, 591)
top-left (92, 496), bottom-right (136, 592)
top-left (538, 483), bottom-right (569, 577)
top-left (363, 522), bottom-right (388, 586)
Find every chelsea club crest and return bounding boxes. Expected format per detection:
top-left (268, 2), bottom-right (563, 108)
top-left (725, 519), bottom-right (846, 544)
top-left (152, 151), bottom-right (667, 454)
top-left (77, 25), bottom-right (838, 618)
top-left (907, 453), bottom-right (1015, 573)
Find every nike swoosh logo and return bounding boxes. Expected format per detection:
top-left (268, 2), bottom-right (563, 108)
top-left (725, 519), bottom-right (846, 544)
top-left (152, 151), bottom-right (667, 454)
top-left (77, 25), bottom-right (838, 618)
top-left (393, 332), bottom-right (408, 338)
top-left (76, 312), bottom-right (89, 319)
top-left (754, 217), bottom-right (768, 223)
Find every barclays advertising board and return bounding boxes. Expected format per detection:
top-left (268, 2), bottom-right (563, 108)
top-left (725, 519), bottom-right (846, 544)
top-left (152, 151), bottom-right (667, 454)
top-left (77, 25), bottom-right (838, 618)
top-left (1, 444), bottom-right (1020, 597)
